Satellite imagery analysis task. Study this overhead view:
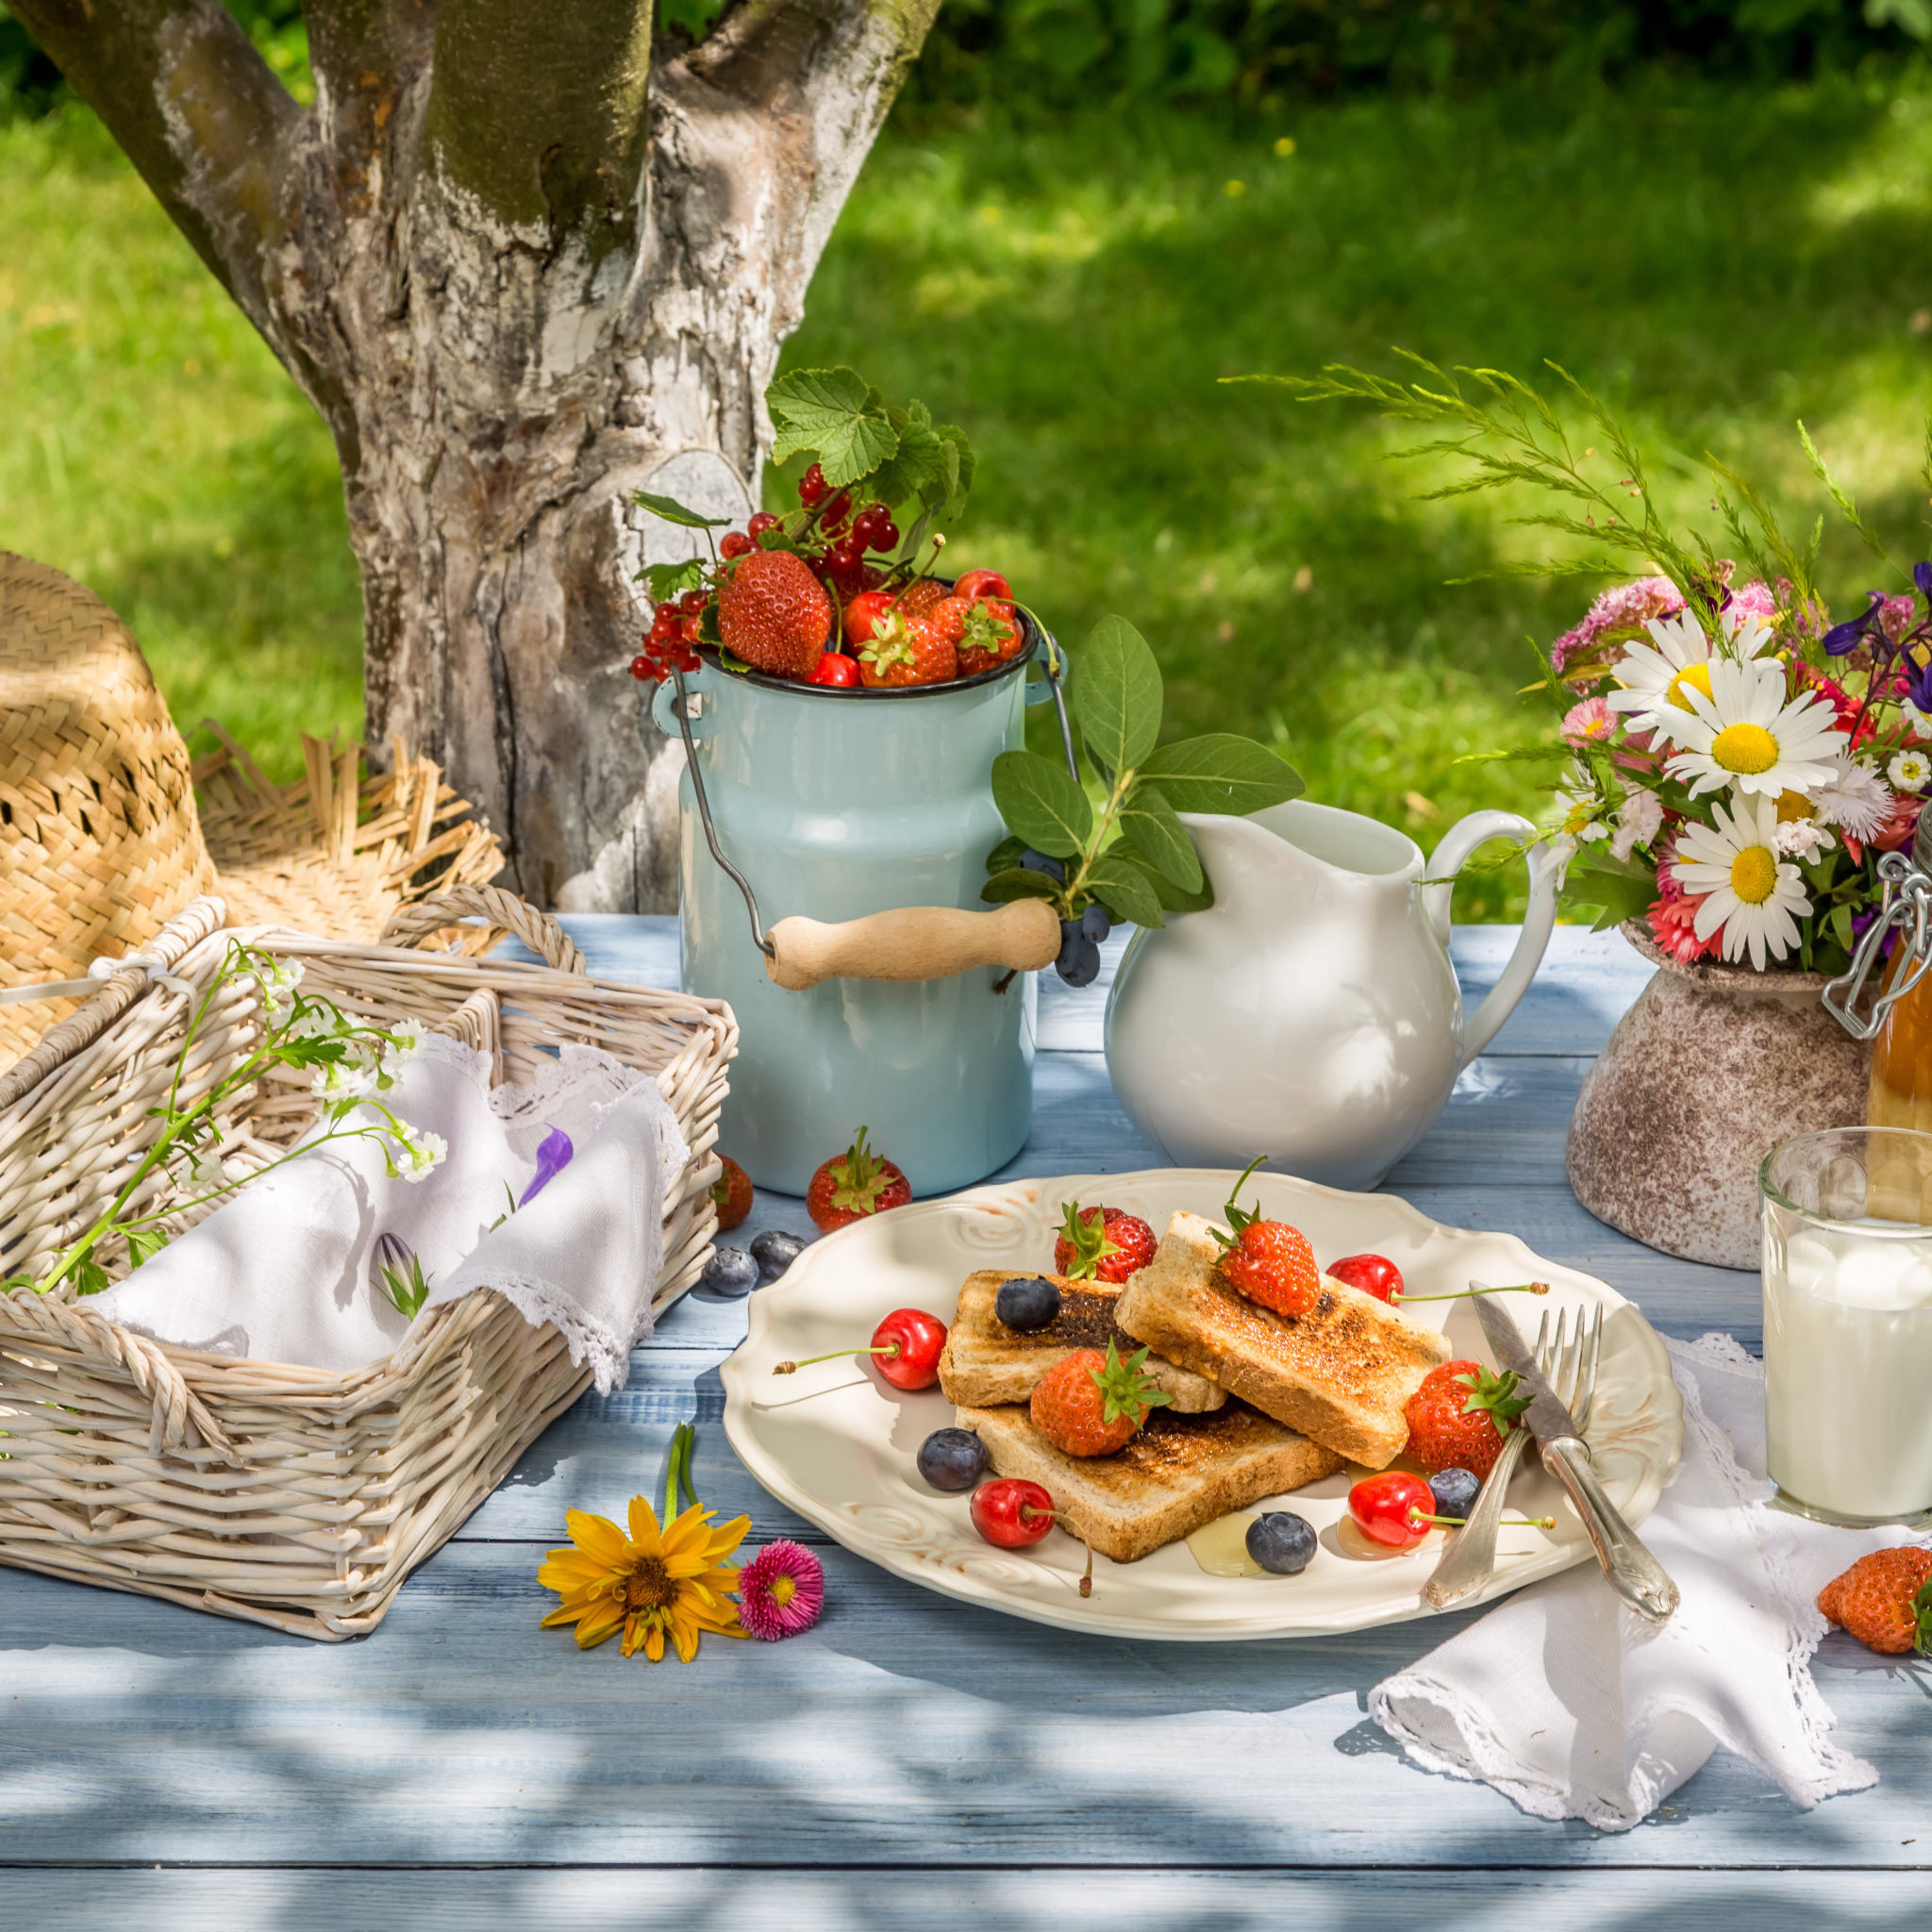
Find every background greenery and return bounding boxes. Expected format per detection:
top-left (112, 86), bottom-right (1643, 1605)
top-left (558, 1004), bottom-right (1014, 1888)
top-left (7, 5), bottom-right (1932, 915)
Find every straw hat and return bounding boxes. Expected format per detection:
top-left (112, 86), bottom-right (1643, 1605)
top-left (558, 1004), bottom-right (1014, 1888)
top-left (0, 552), bottom-right (503, 1061)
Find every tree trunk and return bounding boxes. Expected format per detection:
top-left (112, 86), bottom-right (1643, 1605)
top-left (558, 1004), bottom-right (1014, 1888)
top-left (12, 0), bottom-right (940, 908)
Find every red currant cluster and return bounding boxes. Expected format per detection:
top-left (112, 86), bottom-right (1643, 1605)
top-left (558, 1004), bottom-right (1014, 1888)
top-left (797, 462), bottom-right (900, 596)
top-left (719, 509), bottom-right (785, 561)
top-left (628, 589), bottom-right (708, 685)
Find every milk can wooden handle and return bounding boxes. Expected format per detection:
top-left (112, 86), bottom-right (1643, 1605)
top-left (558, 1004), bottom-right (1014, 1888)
top-left (764, 901), bottom-right (1061, 992)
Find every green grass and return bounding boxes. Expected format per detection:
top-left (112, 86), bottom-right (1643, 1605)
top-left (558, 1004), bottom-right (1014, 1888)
top-left (9, 75), bottom-right (1932, 910)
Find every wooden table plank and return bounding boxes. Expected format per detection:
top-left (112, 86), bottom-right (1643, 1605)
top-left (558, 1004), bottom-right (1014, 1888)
top-left (0, 914), bottom-right (1908, 1881)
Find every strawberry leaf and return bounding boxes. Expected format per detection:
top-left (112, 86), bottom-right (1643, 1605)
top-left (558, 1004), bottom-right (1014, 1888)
top-left (1074, 615), bottom-right (1163, 774)
top-left (1118, 782), bottom-right (1203, 891)
top-left (1453, 1365), bottom-right (1536, 1437)
top-left (1914, 1577), bottom-right (1932, 1657)
top-left (1090, 1337), bottom-right (1174, 1429)
top-left (991, 749), bottom-right (1092, 858)
top-left (1138, 735), bottom-right (1305, 815)
top-left (630, 489), bottom-right (729, 529)
top-left (1057, 1202), bottom-right (1119, 1280)
top-left (767, 367), bottom-right (900, 487)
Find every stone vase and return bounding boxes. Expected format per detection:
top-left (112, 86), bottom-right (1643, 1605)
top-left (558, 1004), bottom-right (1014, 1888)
top-left (1566, 923), bottom-right (1873, 1270)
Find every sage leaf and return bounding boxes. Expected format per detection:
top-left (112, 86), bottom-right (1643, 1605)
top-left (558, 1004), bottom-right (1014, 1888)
top-left (630, 490), bottom-right (728, 530)
top-left (980, 867), bottom-right (1064, 906)
top-left (1084, 853), bottom-right (1165, 930)
top-left (1138, 735), bottom-right (1304, 815)
top-left (1074, 616), bottom-right (1163, 774)
top-left (1118, 781), bottom-right (1203, 891)
top-left (991, 749), bottom-right (1092, 858)
top-left (767, 366), bottom-right (900, 486)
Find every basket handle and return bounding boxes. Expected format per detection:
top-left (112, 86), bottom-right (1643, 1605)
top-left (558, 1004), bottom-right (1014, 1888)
top-left (0, 1287), bottom-right (240, 1463)
top-left (379, 884), bottom-right (588, 976)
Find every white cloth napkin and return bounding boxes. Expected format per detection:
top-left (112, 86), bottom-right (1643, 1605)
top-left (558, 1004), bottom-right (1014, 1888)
top-left (91, 1035), bottom-right (688, 1392)
top-left (1369, 1333), bottom-right (1924, 1830)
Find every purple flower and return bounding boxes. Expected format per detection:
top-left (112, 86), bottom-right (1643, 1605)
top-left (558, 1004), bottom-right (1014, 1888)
top-left (1915, 561), bottom-right (1932, 599)
top-left (519, 1125), bottom-right (575, 1208)
top-left (1824, 591), bottom-right (1887, 657)
top-left (1851, 906), bottom-right (1899, 963)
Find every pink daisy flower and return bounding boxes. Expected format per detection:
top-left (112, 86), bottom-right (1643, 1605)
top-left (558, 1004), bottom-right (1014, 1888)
top-left (735, 1540), bottom-right (824, 1641)
top-left (1560, 696), bottom-right (1617, 747)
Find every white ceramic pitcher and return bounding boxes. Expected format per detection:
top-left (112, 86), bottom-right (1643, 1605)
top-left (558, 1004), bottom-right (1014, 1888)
top-left (1102, 800), bottom-right (1563, 1191)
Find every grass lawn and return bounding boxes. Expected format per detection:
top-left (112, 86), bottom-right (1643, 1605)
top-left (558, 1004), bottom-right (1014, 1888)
top-left (8, 75), bottom-right (1932, 915)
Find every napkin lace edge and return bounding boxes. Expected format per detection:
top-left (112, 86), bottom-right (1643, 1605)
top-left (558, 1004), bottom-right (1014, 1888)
top-left (483, 1273), bottom-right (643, 1396)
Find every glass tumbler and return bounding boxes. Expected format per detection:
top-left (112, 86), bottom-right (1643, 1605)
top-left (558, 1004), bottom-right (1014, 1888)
top-left (1760, 1125), bottom-right (1932, 1527)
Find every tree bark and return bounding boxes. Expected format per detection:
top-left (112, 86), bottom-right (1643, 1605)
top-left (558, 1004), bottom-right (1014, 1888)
top-left (13, 0), bottom-right (939, 907)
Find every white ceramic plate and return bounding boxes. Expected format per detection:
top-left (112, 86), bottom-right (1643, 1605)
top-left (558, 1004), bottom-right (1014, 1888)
top-left (721, 1170), bottom-right (1685, 1641)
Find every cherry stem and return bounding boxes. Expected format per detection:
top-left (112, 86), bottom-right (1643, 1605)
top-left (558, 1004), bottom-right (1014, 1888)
top-left (1020, 1504), bottom-right (1096, 1597)
top-left (1417, 1512), bottom-right (1557, 1530)
top-left (1393, 1281), bottom-right (1552, 1304)
top-left (773, 1341), bottom-right (900, 1376)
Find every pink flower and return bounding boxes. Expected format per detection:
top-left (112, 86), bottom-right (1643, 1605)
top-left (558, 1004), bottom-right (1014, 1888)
top-left (735, 1540), bottom-right (824, 1641)
top-left (1560, 697), bottom-right (1617, 747)
top-left (1880, 595), bottom-right (1919, 646)
top-left (1647, 891), bottom-right (1720, 964)
top-left (1727, 579), bottom-right (1777, 624)
top-left (1551, 575), bottom-right (1684, 674)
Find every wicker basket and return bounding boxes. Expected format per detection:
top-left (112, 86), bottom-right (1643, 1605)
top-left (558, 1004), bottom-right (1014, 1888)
top-left (0, 885), bottom-right (735, 1640)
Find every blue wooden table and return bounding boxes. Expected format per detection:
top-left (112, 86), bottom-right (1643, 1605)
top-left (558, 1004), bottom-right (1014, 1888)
top-left (5, 922), bottom-right (1925, 1929)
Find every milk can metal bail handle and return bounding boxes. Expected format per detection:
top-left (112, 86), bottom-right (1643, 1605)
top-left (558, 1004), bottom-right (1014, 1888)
top-left (669, 665), bottom-right (775, 960)
top-left (1822, 842), bottom-right (1932, 1041)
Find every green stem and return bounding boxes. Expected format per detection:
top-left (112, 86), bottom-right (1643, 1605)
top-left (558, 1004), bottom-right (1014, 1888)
top-left (1058, 761), bottom-right (1136, 919)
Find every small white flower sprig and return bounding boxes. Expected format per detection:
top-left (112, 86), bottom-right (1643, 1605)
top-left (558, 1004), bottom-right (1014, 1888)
top-left (8, 940), bottom-right (446, 1300)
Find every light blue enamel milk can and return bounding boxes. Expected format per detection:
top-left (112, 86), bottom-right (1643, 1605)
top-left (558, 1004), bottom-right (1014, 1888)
top-left (650, 627), bottom-right (1066, 1196)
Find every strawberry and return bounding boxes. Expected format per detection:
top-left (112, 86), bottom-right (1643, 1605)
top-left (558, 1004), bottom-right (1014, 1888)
top-left (1030, 1338), bottom-right (1174, 1457)
top-left (1053, 1203), bottom-right (1157, 1283)
top-left (1403, 1358), bottom-right (1534, 1480)
top-left (858, 609), bottom-right (957, 688)
top-left (892, 575), bottom-right (951, 618)
top-left (806, 1125), bottom-right (912, 1233)
top-left (1219, 1222), bottom-right (1323, 1317)
top-left (1818, 1547), bottom-right (1932, 1655)
top-left (710, 1154), bottom-right (752, 1231)
top-left (956, 596), bottom-right (1024, 677)
top-left (716, 549), bottom-right (832, 678)
top-left (842, 588), bottom-right (896, 650)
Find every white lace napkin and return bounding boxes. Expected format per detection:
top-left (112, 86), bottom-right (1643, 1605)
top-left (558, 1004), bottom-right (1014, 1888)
top-left (1369, 1333), bottom-right (1924, 1830)
top-left (90, 1036), bottom-right (688, 1392)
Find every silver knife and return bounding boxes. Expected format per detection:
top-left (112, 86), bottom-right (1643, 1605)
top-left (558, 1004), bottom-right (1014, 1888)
top-left (1474, 1297), bottom-right (1679, 1624)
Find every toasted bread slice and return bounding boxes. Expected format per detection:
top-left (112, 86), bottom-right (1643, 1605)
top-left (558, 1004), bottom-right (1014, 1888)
top-left (1111, 1210), bottom-right (1452, 1468)
top-left (956, 1399), bottom-right (1341, 1564)
top-left (937, 1269), bottom-right (1225, 1412)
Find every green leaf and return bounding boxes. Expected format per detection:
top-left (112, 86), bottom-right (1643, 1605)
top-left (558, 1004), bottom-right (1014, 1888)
top-left (1137, 735), bottom-right (1305, 815)
top-left (767, 367), bottom-right (899, 486)
top-left (991, 750), bottom-right (1092, 858)
top-left (1118, 782), bottom-right (1203, 891)
top-left (1557, 848), bottom-right (1655, 929)
top-left (933, 423), bottom-right (976, 507)
top-left (1084, 853), bottom-right (1165, 929)
top-left (980, 867), bottom-right (1064, 906)
top-left (1074, 616), bottom-right (1163, 776)
top-left (73, 1256), bottom-right (111, 1297)
top-left (637, 557), bottom-right (708, 604)
top-left (1112, 845), bottom-right (1214, 913)
top-left (124, 1225), bottom-right (170, 1267)
top-left (630, 489), bottom-right (727, 529)
top-left (866, 402), bottom-right (946, 509)
top-left (986, 834), bottom-right (1028, 874)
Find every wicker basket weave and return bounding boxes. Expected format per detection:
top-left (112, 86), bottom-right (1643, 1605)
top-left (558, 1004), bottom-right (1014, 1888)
top-left (0, 885), bottom-right (735, 1640)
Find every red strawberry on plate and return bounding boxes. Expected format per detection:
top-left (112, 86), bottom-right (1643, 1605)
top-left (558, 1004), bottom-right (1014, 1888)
top-left (1029, 1339), bottom-right (1173, 1457)
top-left (716, 548), bottom-right (832, 678)
top-left (806, 1125), bottom-right (912, 1233)
top-left (1053, 1203), bottom-right (1157, 1282)
top-left (1403, 1358), bottom-right (1535, 1480)
top-left (1211, 1157), bottom-right (1321, 1318)
top-left (1819, 1548), bottom-right (1932, 1655)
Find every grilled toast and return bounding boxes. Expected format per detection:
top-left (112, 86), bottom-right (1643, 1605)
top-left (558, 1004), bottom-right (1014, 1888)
top-left (937, 1269), bottom-right (1225, 1412)
top-left (956, 1398), bottom-right (1342, 1564)
top-left (1112, 1210), bottom-right (1452, 1468)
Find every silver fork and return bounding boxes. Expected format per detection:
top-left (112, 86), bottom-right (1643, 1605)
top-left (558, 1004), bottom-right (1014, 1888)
top-left (1422, 1305), bottom-right (1600, 1611)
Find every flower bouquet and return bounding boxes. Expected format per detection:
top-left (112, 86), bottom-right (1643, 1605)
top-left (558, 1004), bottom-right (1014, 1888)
top-left (1268, 354), bottom-right (1932, 978)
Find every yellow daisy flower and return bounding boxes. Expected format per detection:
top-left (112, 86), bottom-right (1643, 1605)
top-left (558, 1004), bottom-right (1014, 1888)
top-left (540, 1495), bottom-right (751, 1662)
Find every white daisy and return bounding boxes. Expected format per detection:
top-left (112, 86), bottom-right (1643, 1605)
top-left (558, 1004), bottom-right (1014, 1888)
top-left (1673, 794), bottom-right (1811, 970)
top-left (1903, 701), bottom-right (1932, 741)
top-left (1554, 781), bottom-right (1609, 843)
top-left (1663, 657), bottom-right (1845, 799)
top-left (1889, 749), bottom-right (1931, 792)
top-left (1610, 787), bottom-right (1664, 861)
top-left (1605, 608), bottom-right (1773, 745)
top-left (1811, 753), bottom-right (1892, 840)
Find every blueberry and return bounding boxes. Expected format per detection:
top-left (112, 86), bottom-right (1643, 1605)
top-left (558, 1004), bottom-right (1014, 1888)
top-left (1245, 1511), bottom-right (1317, 1575)
top-left (1080, 903), bottom-right (1112, 943)
top-left (1055, 924), bottom-right (1100, 988)
top-left (1020, 849), bottom-right (1067, 883)
top-left (749, 1228), bottom-right (808, 1284)
top-left (917, 1426), bottom-right (989, 1492)
top-left (994, 1274), bottom-right (1062, 1331)
top-left (699, 1246), bottom-right (758, 1298)
top-left (1428, 1467), bottom-right (1480, 1524)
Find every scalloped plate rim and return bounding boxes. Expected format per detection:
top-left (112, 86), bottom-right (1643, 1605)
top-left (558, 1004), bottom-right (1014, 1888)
top-left (721, 1167), bottom-right (1685, 1642)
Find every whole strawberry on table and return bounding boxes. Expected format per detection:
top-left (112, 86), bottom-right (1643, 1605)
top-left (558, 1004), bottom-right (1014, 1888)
top-left (625, 367), bottom-right (1026, 694)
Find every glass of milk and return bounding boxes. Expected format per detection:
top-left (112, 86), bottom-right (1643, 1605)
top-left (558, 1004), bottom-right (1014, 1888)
top-left (1761, 1126), bottom-right (1932, 1526)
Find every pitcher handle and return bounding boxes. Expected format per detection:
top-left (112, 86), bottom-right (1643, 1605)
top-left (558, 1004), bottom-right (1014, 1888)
top-left (1420, 809), bottom-right (1563, 1072)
